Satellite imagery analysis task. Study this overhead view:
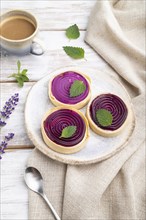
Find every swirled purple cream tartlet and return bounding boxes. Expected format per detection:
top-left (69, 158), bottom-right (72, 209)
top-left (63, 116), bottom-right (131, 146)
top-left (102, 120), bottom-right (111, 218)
top-left (86, 94), bottom-right (130, 137)
top-left (41, 107), bottom-right (89, 154)
top-left (48, 71), bottom-right (91, 109)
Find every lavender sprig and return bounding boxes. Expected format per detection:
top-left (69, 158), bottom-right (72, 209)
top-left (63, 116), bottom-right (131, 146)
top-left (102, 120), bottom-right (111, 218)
top-left (0, 133), bottom-right (15, 159)
top-left (0, 93), bottom-right (19, 127)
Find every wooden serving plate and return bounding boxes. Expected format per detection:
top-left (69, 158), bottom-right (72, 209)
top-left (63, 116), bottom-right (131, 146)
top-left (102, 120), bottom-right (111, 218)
top-left (25, 67), bottom-right (135, 165)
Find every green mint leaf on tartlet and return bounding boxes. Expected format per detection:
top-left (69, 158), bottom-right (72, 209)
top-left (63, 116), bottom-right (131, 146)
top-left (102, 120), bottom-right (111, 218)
top-left (69, 80), bottom-right (86, 97)
top-left (60, 125), bottom-right (77, 138)
top-left (96, 109), bottom-right (113, 127)
top-left (8, 60), bottom-right (29, 87)
top-left (66, 24), bottom-right (80, 39)
top-left (63, 46), bottom-right (85, 59)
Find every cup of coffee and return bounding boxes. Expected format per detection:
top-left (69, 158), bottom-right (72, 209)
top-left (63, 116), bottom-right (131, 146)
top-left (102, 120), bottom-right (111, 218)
top-left (0, 10), bottom-right (45, 55)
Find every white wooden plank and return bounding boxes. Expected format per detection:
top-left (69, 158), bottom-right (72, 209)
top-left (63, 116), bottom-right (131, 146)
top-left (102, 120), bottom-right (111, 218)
top-left (1, 1), bottom-right (95, 30)
top-left (0, 31), bottom-right (106, 82)
top-left (1, 149), bottom-right (32, 219)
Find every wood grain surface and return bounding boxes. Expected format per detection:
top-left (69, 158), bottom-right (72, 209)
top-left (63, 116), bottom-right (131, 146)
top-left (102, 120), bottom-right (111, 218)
top-left (0, 31), bottom-right (105, 81)
top-left (0, 1), bottom-right (106, 219)
top-left (1, 150), bottom-right (31, 220)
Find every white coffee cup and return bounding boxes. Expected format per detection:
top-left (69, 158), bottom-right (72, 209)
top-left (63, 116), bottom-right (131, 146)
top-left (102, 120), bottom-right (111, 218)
top-left (0, 10), bottom-right (45, 55)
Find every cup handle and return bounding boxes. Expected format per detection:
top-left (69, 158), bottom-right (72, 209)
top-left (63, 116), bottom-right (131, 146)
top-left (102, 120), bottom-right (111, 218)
top-left (30, 38), bottom-right (45, 56)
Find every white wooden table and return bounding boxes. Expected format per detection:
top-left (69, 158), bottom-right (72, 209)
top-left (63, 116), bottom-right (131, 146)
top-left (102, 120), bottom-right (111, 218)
top-left (1, 1), bottom-right (106, 219)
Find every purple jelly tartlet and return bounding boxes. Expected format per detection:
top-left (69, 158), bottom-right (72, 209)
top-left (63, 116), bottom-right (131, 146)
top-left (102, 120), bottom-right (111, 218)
top-left (87, 94), bottom-right (130, 137)
top-left (49, 71), bottom-right (91, 109)
top-left (41, 107), bottom-right (89, 154)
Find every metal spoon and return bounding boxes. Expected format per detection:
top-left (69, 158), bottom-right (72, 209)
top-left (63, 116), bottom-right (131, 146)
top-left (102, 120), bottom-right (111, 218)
top-left (24, 166), bottom-right (61, 220)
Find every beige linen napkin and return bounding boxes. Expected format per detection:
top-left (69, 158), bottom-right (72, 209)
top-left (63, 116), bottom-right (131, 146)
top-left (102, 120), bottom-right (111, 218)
top-left (27, 0), bottom-right (146, 219)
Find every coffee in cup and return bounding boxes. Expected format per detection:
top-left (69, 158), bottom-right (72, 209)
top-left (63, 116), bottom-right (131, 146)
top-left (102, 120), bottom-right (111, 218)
top-left (0, 16), bottom-right (36, 40)
top-left (0, 10), bottom-right (45, 55)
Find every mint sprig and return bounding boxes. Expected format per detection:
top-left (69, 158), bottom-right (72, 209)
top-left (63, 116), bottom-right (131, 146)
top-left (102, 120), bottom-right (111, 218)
top-left (63, 46), bottom-right (85, 59)
top-left (69, 80), bottom-right (86, 97)
top-left (8, 60), bottom-right (29, 87)
top-left (96, 109), bottom-right (113, 127)
top-left (60, 125), bottom-right (77, 138)
top-left (66, 24), bottom-right (80, 40)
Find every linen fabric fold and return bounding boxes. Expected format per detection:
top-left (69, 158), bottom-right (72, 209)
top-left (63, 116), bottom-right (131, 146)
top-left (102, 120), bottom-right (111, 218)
top-left (28, 0), bottom-right (146, 219)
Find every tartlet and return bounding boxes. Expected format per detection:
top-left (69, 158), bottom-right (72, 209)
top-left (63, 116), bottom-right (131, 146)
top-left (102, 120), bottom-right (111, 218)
top-left (86, 93), bottom-right (131, 137)
top-left (41, 106), bottom-right (89, 154)
top-left (48, 71), bottom-right (91, 109)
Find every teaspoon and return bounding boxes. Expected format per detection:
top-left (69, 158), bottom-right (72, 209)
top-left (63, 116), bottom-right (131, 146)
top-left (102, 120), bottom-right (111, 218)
top-left (24, 166), bottom-right (61, 220)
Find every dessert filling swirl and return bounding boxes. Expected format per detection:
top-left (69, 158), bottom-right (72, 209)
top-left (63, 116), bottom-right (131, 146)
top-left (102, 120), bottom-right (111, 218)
top-left (44, 109), bottom-right (86, 146)
top-left (51, 71), bottom-right (89, 104)
top-left (90, 94), bottom-right (128, 131)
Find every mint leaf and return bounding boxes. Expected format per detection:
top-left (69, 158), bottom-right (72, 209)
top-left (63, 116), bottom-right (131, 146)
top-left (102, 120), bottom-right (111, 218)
top-left (8, 74), bottom-right (18, 78)
top-left (21, 69), bottom-right (28, 76)
top-left (17, 60), bottom-right (21, 74)
top-left (70, 80), bottom-right (86, 97)
top-left (8, 61), bottom-right (29, 87)
top-left (63, 46), bottom-right (85, 59)
top-left (60, 126), bottom-right (77, 138)
top-left (16, 77), bottom-right (24, 87)
top-left (66, 24), bottom-right (80, 39)
top-left (21, 75), bottom-right (29, 82)
top-left (96, 109), bottom-right (113, 127)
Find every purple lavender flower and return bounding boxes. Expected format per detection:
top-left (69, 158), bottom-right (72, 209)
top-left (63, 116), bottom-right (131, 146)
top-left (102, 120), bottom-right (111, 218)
top-left (1, 141), bottom-right (8, 148)
top-left (0, 93), bottom-right (19, 159)
top-left (0, 93), bottom-right (19, 127)
top-left (0, 133), bottom-right (14, 159)
top-left (5, 133), bottom-right (15, 141)
top-left (0, 119), bottom-right (6, 126)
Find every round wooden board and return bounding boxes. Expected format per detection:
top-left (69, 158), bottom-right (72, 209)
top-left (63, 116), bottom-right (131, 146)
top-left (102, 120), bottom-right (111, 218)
top-left (25, 67), bottom-right (135, 165)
